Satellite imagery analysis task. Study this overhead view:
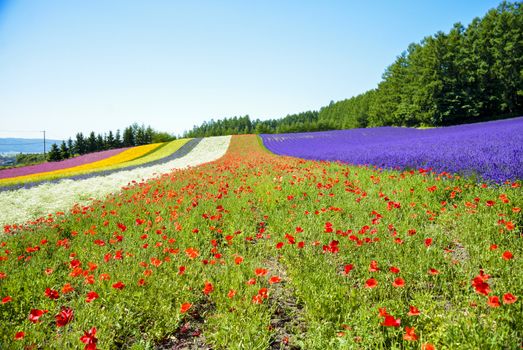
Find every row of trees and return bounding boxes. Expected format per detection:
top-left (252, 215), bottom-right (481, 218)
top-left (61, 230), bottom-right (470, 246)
top-left (47, 124), bottom-right (174, 162)
top-left (319, 1), bottom-right (522, 128)
top-left (183, 111), bottom-right (335, 137)
top-left (184, 2), bottom-right (522, 136)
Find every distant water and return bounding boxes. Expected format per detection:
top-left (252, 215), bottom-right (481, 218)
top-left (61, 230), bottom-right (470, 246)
top-left (0, 138), bottom-right (63, 154)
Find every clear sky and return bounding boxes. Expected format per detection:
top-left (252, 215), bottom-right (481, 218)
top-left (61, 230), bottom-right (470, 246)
top-left (0, 0), bottom-right (502, 139)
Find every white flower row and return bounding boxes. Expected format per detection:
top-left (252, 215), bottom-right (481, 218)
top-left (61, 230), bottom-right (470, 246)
top-left (0, 136), bottom-right (231, 227)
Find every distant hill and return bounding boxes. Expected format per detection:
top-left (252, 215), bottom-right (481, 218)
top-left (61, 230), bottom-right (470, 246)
top-left (0, 138), bottom-right (63, 155)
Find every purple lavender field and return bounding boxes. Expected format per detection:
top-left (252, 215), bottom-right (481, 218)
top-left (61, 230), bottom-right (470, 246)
top-left (261, 117), bottom-right (523, 183)
top-left (0, 147), bottom-right (129, 179)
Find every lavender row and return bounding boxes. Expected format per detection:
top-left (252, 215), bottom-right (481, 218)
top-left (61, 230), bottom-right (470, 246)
top-left (0, 147), bottom-right (130, 179)
top-left (261, 117), bottom-right (523, 183)
top-left (0, 139), bottom-right (202, 193)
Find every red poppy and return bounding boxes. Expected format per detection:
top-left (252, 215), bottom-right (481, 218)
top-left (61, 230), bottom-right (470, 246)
top-left (234, 256), bottom-right (244, 265)
top-left (185, 247), bottom-right (199, 259)
top-left (490, 244), bottom-right (498, 250)
top-left (112, 281), bottom-right (125, 290)
top-left (365, 278), bottom-right (378, 289)
top-left (343, 264), bottom-right (354, 274)
top-left (408, 305), bottom-right (420, 316)
top-left (381, 315), bottom-right (401, 327)
top-left (80, 327), bottom-right (98, 349)
top-left (269, 276), bottom-right (281, 284)
top-left (421, 343), bottom-right (435, 350)
top-left (389, 266), bottom-right (400, 274)
top-left (227, 289), bottom-right (236, 298)
top-left (503, 293), bottom-right (517, 304)
top-left (178, 266), bottom-right (186, 275)
top-left (255, 268), bottom-right (268, 276)
top-left (392, 277), bottom-right (405, 288)
top-left (55, 307), bottom-right (74, 327)
top-left (428, 268), bottom-right (440, 275)
top-left (180, 303), bottom-right (192, 313)
top-left (29, 309), bottom-right (48, 323)
top-left (424, 238), bottom-right (433, 247)
top-left (378, 307), bottom-right (388, 317)
top-left (502, 251), bottom-right (513, 260)
top-left (85, 291), bottom-right (99, 303)
top-left (14, 331), bottom-right (25, 340)
top-left (62, 283), bottom-right (75, 294)
top-left (276, 242), bottom-right (284, 249)
top-left (246, 278), bottom-right (256, 285)
top-left (403, 326), bottom-right (418, 341)
top-left (369, 260), bottom-right (380, 272)
top-left (1, 296), bottom-right (12, 304)
top-left (203, 281), bottom-right (214, 295)
top-left (252, 294), bottom-right (263, 304)
top-left (487, 296), bottom-right (501, 308)
top-left (137, 279), bottom-right (146, 286)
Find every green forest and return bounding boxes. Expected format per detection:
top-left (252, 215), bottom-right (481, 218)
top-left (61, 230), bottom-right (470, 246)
top-left (184, 1), bottom-right (522, 137)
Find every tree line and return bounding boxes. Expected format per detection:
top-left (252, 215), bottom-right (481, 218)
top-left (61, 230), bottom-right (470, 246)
top-left (184, 1), bottom-right (522, 137)
top-left (47, 123), bottom-right (174, 162)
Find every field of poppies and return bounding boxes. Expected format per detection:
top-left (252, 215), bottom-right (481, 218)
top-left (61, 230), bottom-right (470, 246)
top-left (0, 132), bottom-right (521, 349)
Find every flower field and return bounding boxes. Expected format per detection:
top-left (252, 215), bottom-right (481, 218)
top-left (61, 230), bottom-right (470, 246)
top-left (260, 117), bottom-right (523, 184)
top-left (0, 134), bottom-right (522, 349)
top-left (0, 143), bottom-right (166, 188)
top-left (0, 137), bottom-right (228, 226)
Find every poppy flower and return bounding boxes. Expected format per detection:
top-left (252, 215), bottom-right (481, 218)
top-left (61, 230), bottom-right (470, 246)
top-left (502, 251), bottom-right (513, 260)
top-left (85, 291), bottom-right (99, 303)
top-left (203, 281), bottom-right (214, 295)
top-left (408, 305), bottom-right (420, 316)
top-left (29, 309), bottom-right (48, 323)
top-left (62, 283), bottom-right (74, 294)
top-left (180, 303), bottom-right (192, 313)
top-left (80, 327), bottom-right (98, 349)
top-left (389, 266), bottom-right (400, 274)
top-left (403, 326), bottom-right (418, 341)
top-left (487, 296), bottom-right (501, 308)
top-left (255, 268), bottom-right (268, 276)
top-left (369, 260), bottom-right (379, 272)
top-left (137, 279), bottom-right (146, 286)
top-left (365, 278), bottom-right (378, 289)
top-left (55, 307), bottom-right (74, 327)
top-left (252, 294), bottom-right (263, 304)
top-left (234, 256), bottom-right (243, 265)
top-left (1, 296), bottom-right (12, 304)
top-left (421, 343), bottom-right (435, 350)
top-left (343, 264), bottom-right (354, 274)
top-left (246, 278), bottom-right (256, 285)
top-left (392, 278), bottom-right (405, 288)
top-left (428, 268), bottom-right (440, 275)
top-left (381, 315), bottom-right (401, 327)
top-left (503, 293), bottom-right (517, 304)
top-left (14, 331), bottom-right (25, 340)
top-left (185, 247), bottom-right (199, 259)
top-left (490, 244), bottom-right (498, 251)
top-left (227, 289), bottom-right (236, 298)
top-left (269, 276), bottom-right (281, 284)
top-left (378, 307), bottom-right (388, 317)
top-left (112, 281), bottom-right (125, 290)
top-left (178, 266), bottom-right (186, 275)
top-left (424, 238), bottom-right (433, 247)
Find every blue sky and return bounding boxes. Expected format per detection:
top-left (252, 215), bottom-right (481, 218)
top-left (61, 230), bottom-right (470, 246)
top-left (0, 0), bottom-right (501, 139)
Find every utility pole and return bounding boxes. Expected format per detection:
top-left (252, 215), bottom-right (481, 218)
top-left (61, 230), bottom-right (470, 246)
top-left (43, 130), bottom-right (46, 159)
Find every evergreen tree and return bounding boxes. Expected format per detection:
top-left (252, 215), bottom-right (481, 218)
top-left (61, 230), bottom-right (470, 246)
top-left (87, 132), bottom-right (97, 153)
top-left (47, 143), bottom-right (62, 162)
top-left (59, 141), bottom-right (70, 159)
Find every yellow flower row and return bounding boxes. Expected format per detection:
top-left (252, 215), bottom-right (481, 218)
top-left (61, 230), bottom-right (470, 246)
top-left (0, 143), bottom-right (163, 186)
top-left (99, 138), bottom-right (190, 171)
